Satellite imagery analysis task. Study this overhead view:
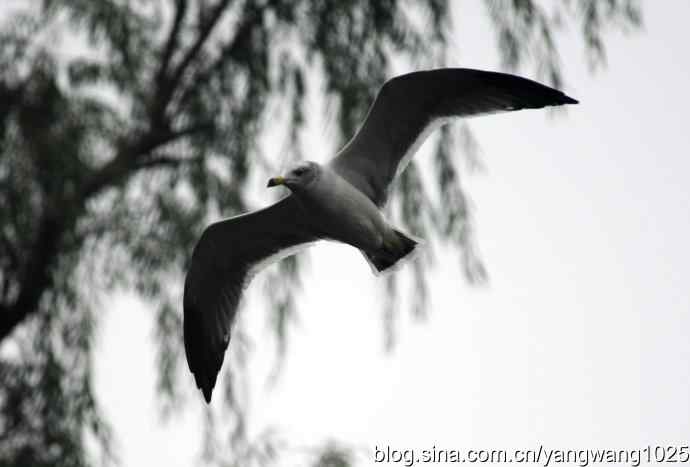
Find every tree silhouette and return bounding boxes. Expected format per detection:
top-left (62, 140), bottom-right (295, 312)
top-left (0, 1), bottom-right (641, 466)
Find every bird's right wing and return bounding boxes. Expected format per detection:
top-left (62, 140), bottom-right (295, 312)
top-left (330, 68), bottom-right (578, 206)
top-left (183, 195), bottom-right (317, 402)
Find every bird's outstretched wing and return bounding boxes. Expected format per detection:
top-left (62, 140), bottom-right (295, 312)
top-left (330, 68), bottom-right (578, 206)
top-left (183, 196), bottom-right (317, 402)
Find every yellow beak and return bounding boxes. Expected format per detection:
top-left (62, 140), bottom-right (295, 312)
top-left (267, 176), bottom-right (285, 187)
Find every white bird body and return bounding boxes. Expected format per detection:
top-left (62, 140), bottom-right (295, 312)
top-left (290, 165), bottom-right (389, 252)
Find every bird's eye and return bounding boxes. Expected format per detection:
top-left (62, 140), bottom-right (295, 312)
top-left (294, 167), bottom-right (307, 176)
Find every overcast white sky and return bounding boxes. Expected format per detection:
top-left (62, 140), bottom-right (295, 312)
top-left (92, 2), bottom-right (690, 466)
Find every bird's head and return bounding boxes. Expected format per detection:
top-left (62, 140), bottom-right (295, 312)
top-left (267, 161), bottom-right (320, 192)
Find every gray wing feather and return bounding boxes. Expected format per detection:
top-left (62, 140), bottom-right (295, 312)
top-left (330, 68), bottom-right (578, 206)
top-left (183, 196), bottom-right (316, 402)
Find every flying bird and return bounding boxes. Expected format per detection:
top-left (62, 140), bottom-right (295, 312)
top-left (184, 68), bottom-right (578, 402)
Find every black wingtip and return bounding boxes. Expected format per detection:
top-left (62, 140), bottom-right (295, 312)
top-left (202, 386), bottom-right (212, 403)
top-left (562, 94), bottom-right (579, 105)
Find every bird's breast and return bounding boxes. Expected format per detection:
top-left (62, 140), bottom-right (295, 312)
top-left (296, 171), bottom-right (386, 251)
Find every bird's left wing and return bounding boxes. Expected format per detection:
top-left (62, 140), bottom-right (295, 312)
top-left (183, 195), bottom-right (317, 402)
top-left (330, 68), bottom-right (578, 206)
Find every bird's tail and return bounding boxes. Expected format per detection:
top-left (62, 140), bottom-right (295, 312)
top-left (361, 229), bottom-right (420, 275)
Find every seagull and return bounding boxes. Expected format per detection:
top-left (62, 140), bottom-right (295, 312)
top-left (184, 68), bottom-right (578, 402)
